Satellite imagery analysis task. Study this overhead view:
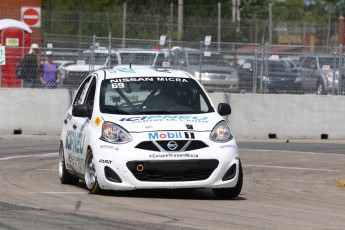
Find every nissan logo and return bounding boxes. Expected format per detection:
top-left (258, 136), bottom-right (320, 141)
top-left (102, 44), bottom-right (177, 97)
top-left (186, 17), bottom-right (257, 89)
top-left (167, 141), bottom-right (178, 151)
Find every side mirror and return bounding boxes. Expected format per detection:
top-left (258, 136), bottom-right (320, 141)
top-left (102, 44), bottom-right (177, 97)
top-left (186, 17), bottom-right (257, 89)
top-left (218, 103), bottom-right (231, 116)
top-left (72, 104), bottom-right (89, 117)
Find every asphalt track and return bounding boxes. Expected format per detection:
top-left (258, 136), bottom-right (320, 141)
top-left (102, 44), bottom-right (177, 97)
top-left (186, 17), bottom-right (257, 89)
top-left (0, 135), bottom-right (344, 230)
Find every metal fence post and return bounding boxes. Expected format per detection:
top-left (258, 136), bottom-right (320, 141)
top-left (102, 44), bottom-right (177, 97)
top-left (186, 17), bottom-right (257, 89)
top-left (90, 35), bottom-right (96, 73)
top-left (169, 2), bottom-right (173, 49)
top-left (108, 32), bottom-right (111, 68)
top-left (218, 2), bottom-right (221, 52)
top-left (333, 51), bottom-right (336, 95)
top-left (253, 50), bottom-right (258, 93)
top-left (199, 41), bottom-right (203, 85)
top-left (339, 45), bottom-right (343, 94)
top-left (122, 2), bottom-right (127, 48)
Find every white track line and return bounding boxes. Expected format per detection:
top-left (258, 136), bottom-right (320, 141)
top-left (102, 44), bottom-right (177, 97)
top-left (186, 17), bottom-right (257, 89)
top-left (0, 152), bottom-right (57, 161)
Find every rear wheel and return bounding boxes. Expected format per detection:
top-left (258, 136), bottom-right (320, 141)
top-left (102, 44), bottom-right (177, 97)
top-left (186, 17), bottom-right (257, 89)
top-left (58, 143), bottom-right (79, 184)
top-left (85, 149), bottom-right (103, 194)
top-left (212, 160), bottom-right (243, 199)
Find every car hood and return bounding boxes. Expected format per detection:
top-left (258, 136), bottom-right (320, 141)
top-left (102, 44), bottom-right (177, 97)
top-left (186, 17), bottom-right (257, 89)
top-left (101, 113), bottom-right (222, 132)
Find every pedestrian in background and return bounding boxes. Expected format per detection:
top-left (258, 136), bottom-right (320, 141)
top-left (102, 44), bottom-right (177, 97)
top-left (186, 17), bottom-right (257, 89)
top-left (40, 51), bottom-right (60, 89)
top-left (21, 43), bottom-right (40, 88)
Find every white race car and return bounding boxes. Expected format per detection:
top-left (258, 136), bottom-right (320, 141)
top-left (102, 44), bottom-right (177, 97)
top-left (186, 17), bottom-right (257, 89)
top-left (59, 67), bottom-right (243, 199)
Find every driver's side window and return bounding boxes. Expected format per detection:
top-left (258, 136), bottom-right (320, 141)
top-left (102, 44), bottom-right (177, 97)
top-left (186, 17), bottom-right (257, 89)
top-left (73, 77), bottom-right (91, 106)
top-left (84, 78), bottom-right (97, 117)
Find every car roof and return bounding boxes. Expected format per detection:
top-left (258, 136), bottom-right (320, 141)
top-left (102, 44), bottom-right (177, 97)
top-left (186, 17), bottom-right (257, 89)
top-left (100, 67), bottom-right (193, 80)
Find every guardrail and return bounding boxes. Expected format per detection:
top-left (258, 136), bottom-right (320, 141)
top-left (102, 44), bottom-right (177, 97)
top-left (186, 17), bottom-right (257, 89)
top-left (0, 89), bottom-right (344, 139)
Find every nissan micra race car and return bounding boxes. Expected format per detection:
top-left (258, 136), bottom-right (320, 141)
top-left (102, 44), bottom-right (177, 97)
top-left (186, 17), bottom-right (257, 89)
top-left (59, 67), bottom-right (243, 199)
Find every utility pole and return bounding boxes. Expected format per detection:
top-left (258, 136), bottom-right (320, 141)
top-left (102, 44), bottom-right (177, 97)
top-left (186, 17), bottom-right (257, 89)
top-left (178, 0), bottom-right (183, 41)
top-left (232, 0), bottom-right (240, 31)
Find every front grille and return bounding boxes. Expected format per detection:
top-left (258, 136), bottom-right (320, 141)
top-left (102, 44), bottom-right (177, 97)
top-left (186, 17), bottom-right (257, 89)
top-left (127, 159), bottom-right (219, 182)
top-left (135, 140), bottom-right (208, 152)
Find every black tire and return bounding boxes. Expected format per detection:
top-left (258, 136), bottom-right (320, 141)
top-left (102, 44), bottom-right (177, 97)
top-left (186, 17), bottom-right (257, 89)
top-left (212, 160), bottom-right (243, 199)
top-left (85, 149), bottom-right (103, 194)
top-left (58, 142), bottom-right (79, 184)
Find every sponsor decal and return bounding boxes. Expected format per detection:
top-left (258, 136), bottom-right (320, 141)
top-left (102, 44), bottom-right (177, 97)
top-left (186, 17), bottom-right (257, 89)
top-left (67, 153), bottom-right (84, 169)
top-left (116, 68), bottom-right (136, 73)
top-left (156, 77), bottom-right (188, 82)
top-left (148, 131), bottom-right (195, 140)
top-left (111, 82), bottom-right (125, 89)
top-left (220, 144), bottom-right (237, 149)
top-left (149, 153), bottom-right (199, 158)
top-left (119, 115), bottom-right (208, 123)
top-left (100, 145), bottom-right (119, 151)
top-left (65, 130), bottom-right (85, 154)
top-left (95, 116), bottom-right (102, 126)
top-left (110, 77), bottom-right (188, 83)
top-left (184, 132), bottom-right (195, 139)
top-left (99, 159), bottom-right (113, 164)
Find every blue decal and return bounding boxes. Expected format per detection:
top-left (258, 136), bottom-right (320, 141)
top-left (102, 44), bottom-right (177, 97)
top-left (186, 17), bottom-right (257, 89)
top-left (65, 130), bottom-right (85, 154)
top-left (148, 131), bottom-right (183, 140)
top-left (116, 68), bottom-right (136, 73)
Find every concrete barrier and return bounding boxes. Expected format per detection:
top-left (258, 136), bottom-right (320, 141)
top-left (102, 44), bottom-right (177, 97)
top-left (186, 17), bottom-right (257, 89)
top-left (1, 89), bottom-right (344, 139)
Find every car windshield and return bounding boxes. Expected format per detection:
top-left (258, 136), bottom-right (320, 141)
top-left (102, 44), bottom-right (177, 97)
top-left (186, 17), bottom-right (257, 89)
top-left (100, 76), bottom-right (214, 115)
top-left (268, 60), bottom-right (291, 72)
top-left (77, 52), bottom-right (108, 65)
top-left (241, 59), bottom-right (291, 72)
top-left (188, 53), bottom-right (230, 66)
top-left (120, 52), bottom-right (157, 65)
top-left (319, 57), bottom-right (337, 69)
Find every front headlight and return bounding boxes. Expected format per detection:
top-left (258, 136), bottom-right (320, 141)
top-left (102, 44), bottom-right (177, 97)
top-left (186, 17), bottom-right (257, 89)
top-left (101, 122), bottom-right (132, 144)
top-left (210, 121), bottom-right (233, 143)
top-left (324, 73), bottom-right (332, 79)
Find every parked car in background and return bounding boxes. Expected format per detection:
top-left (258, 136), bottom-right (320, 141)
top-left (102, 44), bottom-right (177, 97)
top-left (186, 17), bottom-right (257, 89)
top-left (60, 48), bottom-right (170, 89)
top-left (237, 57), bottom-right (302, 94)
top-left (297, 54), bottom-right (340, 95)
top-left (117, 48), bottom-right (170, 68)
top-left (60, 47), bottom-right (120, 88)
top-left (170, 47), bottom-right (239, 93)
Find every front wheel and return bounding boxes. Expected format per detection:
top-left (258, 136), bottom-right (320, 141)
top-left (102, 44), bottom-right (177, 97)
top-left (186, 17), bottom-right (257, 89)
top-left (85, 149), bottom-right (103, 194)
top-left (58, 142), bottom-right (79, 184)
top-left (212, 160), bottom-right (243, 199)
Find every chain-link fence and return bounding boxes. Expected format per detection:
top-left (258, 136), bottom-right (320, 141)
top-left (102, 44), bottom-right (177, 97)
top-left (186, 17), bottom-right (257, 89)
top-left (1, 3), bottom-right (345, 95)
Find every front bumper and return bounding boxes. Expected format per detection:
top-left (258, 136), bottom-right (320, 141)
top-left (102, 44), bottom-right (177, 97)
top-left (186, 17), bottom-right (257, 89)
top-left (91, 134), bottom-right (240, 191)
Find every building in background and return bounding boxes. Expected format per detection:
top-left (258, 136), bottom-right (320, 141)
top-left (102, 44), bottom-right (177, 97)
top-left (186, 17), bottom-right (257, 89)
top-left (0, 0), bottom-right (42, 46)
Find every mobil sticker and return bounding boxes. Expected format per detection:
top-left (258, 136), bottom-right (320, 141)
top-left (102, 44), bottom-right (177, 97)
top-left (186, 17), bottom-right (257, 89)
top-left (148, 131), bottom-right (195, 140)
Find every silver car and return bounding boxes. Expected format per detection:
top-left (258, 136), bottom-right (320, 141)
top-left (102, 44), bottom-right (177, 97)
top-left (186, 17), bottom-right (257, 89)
top-left (297, 55), bottom-right (340, 95)
top-left (170, 47), bottom-right (238, 93)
